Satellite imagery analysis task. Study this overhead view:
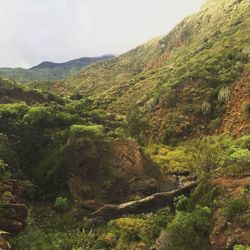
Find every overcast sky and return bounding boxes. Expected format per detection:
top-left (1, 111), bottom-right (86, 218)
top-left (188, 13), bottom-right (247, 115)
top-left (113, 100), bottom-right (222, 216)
top-left (0, 0), bottom-right (205, 68)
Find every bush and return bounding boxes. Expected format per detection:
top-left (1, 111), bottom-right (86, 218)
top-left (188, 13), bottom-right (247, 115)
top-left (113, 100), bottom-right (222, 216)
top-left (234, 245), bottom-right (250, 250)
top-left (188, 177), bottom-right (218, 209)
top-left (241, 102), bottom-right (250, 117)
top-left (127, 108), bottom-right (146, 141)
top-left (0, 160), bottom-right (10, 181)
top-left (218, 87), bottom-right (230, 103)
top-left (54, 196), bottom-right (69, 213)
top-left (22, 180), bottom-right (36, 200)
top-left (111, 217), bottom-right (155, 245)
top-left (242, 214), bottom-right (250, 228)
top-left (199, 101), bottom-right (211, 115)
top-left (223, 197), bottom-right (248, 221)
top-left (174, 195), bottom-right (188, 211)
top-left (70, 124), bottom-right (104, 138)
top-left (145, 144), bottom-right (192, 174)
top-left (162, 113), bottom-right (190, 145)
top-left (11, 227), bottom-right (98, 250)
top-left (166, 206), bottom-right (211, 250)
top-left (99, 209), bottom-right (174, 249)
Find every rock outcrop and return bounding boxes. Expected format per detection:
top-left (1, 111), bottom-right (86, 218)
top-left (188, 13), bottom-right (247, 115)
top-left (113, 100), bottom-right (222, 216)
top-left (219, 75), bottom-right (250, 136)
top-left (0, 236), bottom-right (11, 250)
top-left (91, 181), bottom-right (197, 221)
top-left (0, 179), bottom-right (29, 249)
top-left (65, 138), bottom-right (162, 204)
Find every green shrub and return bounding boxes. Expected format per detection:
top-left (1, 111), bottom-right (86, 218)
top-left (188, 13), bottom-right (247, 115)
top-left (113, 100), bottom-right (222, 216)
top-left (162, 113), bottom-right (190, 145)
top-left (233, 245), bottom-right (250, 250)
top-left (0, 160), bottom-right (10, 181)
top-left (166, 206), bottom-right (211, 250)
top-left (242, 214), bottom-right (250, 228)
top-left (223, 197), bottom-right (248, 221)
top-left (11, 227), bottom-right (98, 250)
top-left (109, 217), bottom-right (159, 246)
top-left (208, 117), bottom-right (221, 133)
top-left (199, 101), bottom-right (211, 115)
top-left (22, 180), bottom-right (36, 200)
top-left (54, 196), bottom-right (69, 213)
top-left (186, 138), bottom-right (220, 176)
top-left (218, 87), bottom-right (230, 103)
top-left (145, 144), bottom-right (192, 174)
top-left (99, 209), bottom-right (174, 249)
top-left (241, 102), bottom-right (250, 117)
top-left (127, 108), bottom-right (146, 141)
top-left (174, 195), bottom-right (188, 211)
top-left (188, 177), bottom-right (218, 209)
top-left (70, 124), bottom-right (104, 138)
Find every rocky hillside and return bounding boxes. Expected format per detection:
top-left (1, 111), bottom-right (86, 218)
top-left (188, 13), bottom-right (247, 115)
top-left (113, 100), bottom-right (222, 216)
top-left (0, 55), bottom-right (113, 82)
top-left (47, 0), bottom-right (250, 143)
top-left (0, 0), bottom-right (249, 249)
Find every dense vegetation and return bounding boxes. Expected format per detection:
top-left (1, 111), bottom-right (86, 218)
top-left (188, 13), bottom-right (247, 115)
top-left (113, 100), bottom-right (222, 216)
top-left (0, 0), bottom-right (250, 249)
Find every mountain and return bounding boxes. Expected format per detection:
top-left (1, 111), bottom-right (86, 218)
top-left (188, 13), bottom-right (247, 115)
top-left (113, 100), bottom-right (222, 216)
top-left (0, 55), bottom-right (114, 82)
top-left (48, 0), bottom-right (249, 143)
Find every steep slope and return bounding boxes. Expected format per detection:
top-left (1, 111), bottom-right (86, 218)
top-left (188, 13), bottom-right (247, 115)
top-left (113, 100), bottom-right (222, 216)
top-left (0, 55), bottom-right (113, 82)
top-left (54, 0), bottom-right (249, 142)
top-left (219, 74), bottom-right (250, 136)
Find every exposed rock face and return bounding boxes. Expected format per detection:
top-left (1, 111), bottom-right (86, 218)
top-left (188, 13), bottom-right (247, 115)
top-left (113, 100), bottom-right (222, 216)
top-left (0, 236), bottom-right (11, 250)
top-left (91, 182), bottom-right (197, 221)
top-left (0, 203), bottom-right (28, 235)
top-left (219, 75), bottom-right (250, 136)
top-left (80, 200), bottom-right (104, 211)
top-left (0, 179), bottom-right (29, 249)
top-left (65, 138), bottom-right (162, 204)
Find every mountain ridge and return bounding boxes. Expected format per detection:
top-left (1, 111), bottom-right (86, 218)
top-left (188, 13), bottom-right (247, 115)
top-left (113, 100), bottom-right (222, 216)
top-left (0, 55), bottom-right (114, 82)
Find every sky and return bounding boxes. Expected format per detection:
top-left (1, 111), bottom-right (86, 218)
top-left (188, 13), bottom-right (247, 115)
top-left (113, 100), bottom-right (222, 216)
top-left (0, 0), bottom-right (205, 68)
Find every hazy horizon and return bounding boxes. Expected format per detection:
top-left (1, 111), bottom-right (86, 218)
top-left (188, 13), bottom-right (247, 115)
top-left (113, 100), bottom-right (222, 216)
top-left (0, 0), bottom-right (205, 68)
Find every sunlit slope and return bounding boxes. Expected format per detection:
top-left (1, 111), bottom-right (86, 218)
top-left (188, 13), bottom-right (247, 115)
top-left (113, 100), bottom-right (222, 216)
top-left (55, 0), bottom-right (250, 142)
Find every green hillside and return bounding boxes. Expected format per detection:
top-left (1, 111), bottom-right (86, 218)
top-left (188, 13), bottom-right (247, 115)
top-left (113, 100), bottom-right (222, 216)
top-left (0, 55), bottom-right (113, 82)
top-left (0, 0), bottom-right (250, 249)
top-left (50, 0), bottom-right (249, 143)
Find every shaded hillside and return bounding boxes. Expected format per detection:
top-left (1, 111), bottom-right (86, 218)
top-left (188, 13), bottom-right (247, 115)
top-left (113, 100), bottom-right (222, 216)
top-left (0, 55), bottom-right (113, 82)
top-left (50, 0), bottom-right (250, 142)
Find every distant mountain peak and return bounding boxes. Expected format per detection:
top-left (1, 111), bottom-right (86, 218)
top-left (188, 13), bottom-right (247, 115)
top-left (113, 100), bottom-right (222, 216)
top-left (30, 55), bottom-right (114, 70)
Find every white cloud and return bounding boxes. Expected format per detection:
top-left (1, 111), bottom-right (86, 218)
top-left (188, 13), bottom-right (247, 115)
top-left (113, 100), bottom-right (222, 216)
top-left (0, 0), bottom-right (205, 68)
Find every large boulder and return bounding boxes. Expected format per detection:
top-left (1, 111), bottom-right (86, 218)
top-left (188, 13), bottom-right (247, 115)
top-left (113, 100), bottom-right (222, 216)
top-left (65, 138), bottom-right (162, 204)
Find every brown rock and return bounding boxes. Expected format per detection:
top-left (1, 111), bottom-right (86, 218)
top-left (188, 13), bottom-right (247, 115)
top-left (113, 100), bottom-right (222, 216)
top-left (91, 182), bottom-right (197, 221)
top-left (0, 203), bottom-right (28, 235)
top-left (81, 200), bottom-right (104, 211)
top-left (65, 139), bottom-right (161, 203)
top-left (0, 236), bottom-right (11, 250)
